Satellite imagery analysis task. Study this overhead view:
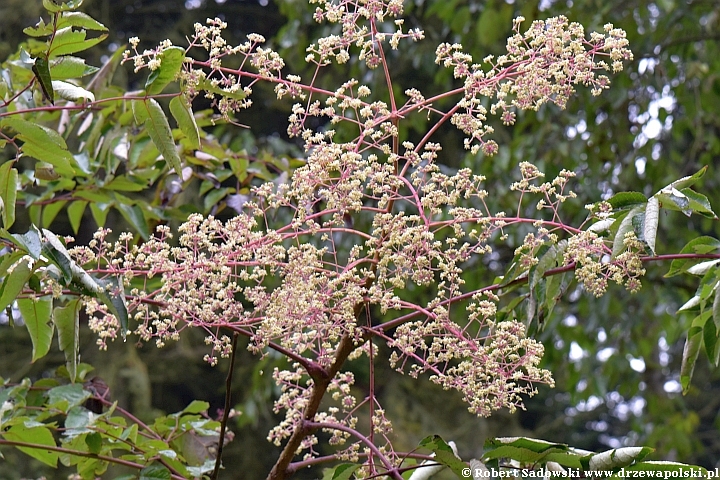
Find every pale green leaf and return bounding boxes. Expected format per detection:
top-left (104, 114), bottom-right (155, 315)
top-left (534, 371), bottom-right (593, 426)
top-left (588, 447), bottom-right (650, 469)
top-left (686, 259), bottom-right (720, 276)
top-left (643, 196), bottom-right (659, 255)
top-left (51, 80), bottom-right (95, 102)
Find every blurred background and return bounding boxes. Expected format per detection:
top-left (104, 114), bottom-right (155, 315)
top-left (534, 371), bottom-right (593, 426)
top-left (1, 0), bottom-right (720, 477)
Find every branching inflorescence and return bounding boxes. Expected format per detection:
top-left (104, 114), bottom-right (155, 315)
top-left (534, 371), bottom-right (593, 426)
top-left (107, 0), bottom-right (634, 475)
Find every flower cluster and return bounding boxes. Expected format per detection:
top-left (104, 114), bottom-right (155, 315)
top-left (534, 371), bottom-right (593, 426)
top-left (435, 16), bottom-right (633, 155)
top-left (108, 2), bottom-right (634, 474)
top-left (564, 229), bottom-right (646, 297)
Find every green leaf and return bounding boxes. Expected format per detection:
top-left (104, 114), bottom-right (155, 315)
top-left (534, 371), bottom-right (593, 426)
top-left (85, 432), bottom-right (103, 455)
top-left (65, 405), bottom-right (98, 434)
top-left (67, 201), bottom-right (87, 234)
top-left (32, 56), bottom-right (54, 105)
top-left (321, 464), bottom-right (361, 480)
top-left (89, 202), bottom-right (110, 227)
top-left (642, 196), bottom-right (659, 255)
top-left (183, 400), bottom-right (210, 414)
top-left (145, 47), bottom-right (185, 95)
top-left (42, 230), bottom-right (74, 284)
top-left (169, 96), bottom-right (200, 149)
top-left (680, 311), bottom-right (711, 393)
top-left (664, 165), bottom-right (708, 190)
top-left (2, 117), bottom-right (76, 176)
top-left (656, 187), bottom-right (691, 216)
top-left (483, 437), bottom-right (570, 464)
top-left (665, 236), bottom-right (720, 277)
top-left (49, 27), bottom-right (108, 57)
top-left (18, 296), bottom-right (54, 362)
top-left (11, 227), bottom-right (43, 259)
top-left (611, 205), bottom-right (643, 258)
top-left (417, 435), bottom-right (466, 477)
top-left (132, 99), bottom-right (183, 175)
top-left (54, 300), bottom-right (81, 381)
top-left (0, 256), bottom-right (34, 313)
top-left (115, 203), bottom-right (151, 240)
top-left (587, 447), bottom-right (652, 469)
top-left (0, 162), bottom-right (19, 228)
top-left (680, 188), bottom-right (717, 219)
top-left (56, 11), bottom-right (107, 32)
top-left (105, 176), bottom-right (149, 192)
top-left (605, 191), bottom-right (647, 211)
top-left (94, 276), bottom-right (129, 337)
top-left (23, 17), bottom-right (53, 37)
top-left (50, 56), bottom-right (99, 80)
top-left (43, 0), bottom-right (85, 13)
top-left (139, 464), bottom-right (172, 480)
top-left (42, 200), bottom-right (67, 228)
top-left (703, 315), bottom-right (720, 367)
top-left (51, 80), bottom-right (95, 102)
top-left (2, 425), bottom-right (59, 467)
top-left (47, 383), bottom-right (90, 412)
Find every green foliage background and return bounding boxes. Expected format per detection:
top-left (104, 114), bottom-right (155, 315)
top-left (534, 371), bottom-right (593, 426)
top-left (1, 0), bottom-right (719, 477)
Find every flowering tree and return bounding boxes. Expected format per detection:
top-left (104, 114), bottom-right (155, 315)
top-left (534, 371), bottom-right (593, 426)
top-left (0, 0), bottom-right (717, 478)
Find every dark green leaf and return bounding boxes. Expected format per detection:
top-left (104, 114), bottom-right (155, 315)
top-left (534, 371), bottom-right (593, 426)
top-left (54, 300), bottom-right (81, 381)
top-left (85, 432), bottom-right (103, 455)
top-left (680, 311), bottom-right (710, 393)
top-left (132, 99), bottom-right (183, 176)
top-left (321, 463), bottom-right (361, 480)
top-left (139, 464), bottom-right (172, 480)
top-left (18, 296), bottom-right (54, 362)
top-left (32, 56), bottom-right (54, 105)
top-left (0, 161), bottom-right (18, 228)
top-left (417, 435), bottom-right (466, 477)
top-left (605, 192), bottom-right (646, 211)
